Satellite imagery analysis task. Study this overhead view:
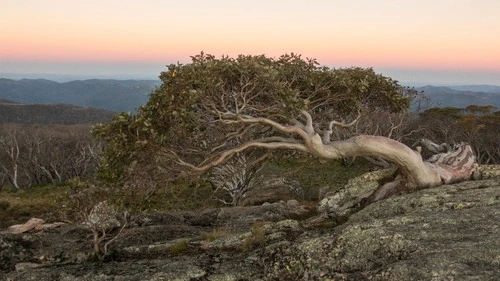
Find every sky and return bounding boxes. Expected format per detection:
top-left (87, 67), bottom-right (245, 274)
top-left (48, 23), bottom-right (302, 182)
top-left (1, 0), bottom-right (500, 85)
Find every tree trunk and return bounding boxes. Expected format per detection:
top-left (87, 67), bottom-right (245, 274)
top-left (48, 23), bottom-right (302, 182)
top-left (175, 111), bottom-right (478, 203)
top-left (306, 134), bottom-right (477, 202)
top-left (10, 162), bottom-right (20, 191)
top-left (326, 135), bottom-right (475, 187)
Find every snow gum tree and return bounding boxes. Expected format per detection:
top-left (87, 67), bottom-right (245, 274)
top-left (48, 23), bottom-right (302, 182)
top-left (94, 53), bottom-right (477, 204)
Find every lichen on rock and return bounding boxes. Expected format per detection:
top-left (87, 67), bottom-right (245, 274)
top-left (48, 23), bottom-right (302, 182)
top-left (2, 168), bottom-right (500, 280)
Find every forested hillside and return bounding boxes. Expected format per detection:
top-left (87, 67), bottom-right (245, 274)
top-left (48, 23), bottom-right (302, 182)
top-left (0, 78), bottom-right (161, 112)
top-left (0, 102), bottom-right (115, 124)
top-left (2, 78), bottom-right (500, 112)
top-left (417, 85), bottom-right (500, 108)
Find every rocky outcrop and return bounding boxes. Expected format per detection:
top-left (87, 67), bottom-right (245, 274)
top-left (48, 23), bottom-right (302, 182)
top-left (317, 164), bottom-right (500, 219)
top-left (317, 167), bottom-right (397, 218)
top-left (240, 177), bottom-right (305, 206)
top-left (2, 166), bottom-right (500, 281)
top-left (265, 178), bottom-right (500, 280)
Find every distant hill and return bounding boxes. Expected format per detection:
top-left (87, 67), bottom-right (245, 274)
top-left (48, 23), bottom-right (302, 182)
top-left (1, 78), bottom-right (499, 112)
top-left (0, 103), bottom-right (116, 125)
top-left (0, 98), bottom-right (18, 104)
top-left (0, 78), bottom-right (161, 112)
top-left (417, 85), bottom-right (500, 109)
top-left (447, 84), bottom-right (500, 93)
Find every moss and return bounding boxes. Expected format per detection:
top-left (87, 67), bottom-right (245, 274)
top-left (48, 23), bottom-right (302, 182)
top-left (251, 226), bottom-right (266, 245)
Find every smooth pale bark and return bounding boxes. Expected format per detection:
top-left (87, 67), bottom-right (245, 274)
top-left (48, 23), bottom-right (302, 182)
top-left (315, 135), bottom-right (476, 188)
top-left (175, 111), bottom-right (478, 202)
top-left (302, 134), bottom-right (477, 200)
top-left (306, 134), bottom-right (438, 188)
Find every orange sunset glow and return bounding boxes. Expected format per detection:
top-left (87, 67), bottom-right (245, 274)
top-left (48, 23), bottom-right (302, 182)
top-left (1, 0), bottom-right (500, 84)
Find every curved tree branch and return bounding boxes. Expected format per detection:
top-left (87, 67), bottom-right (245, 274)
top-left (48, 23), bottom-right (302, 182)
top-left (170, 111), bottom-right (477, 202)
top-left (318, 110), bottom-right (362, 144)
top-left (168, 140), bottom-right (307, 172)
top-left (221, 112), bottom-right (312, 141)
top-left (328, 109), bottom-right (362, 129)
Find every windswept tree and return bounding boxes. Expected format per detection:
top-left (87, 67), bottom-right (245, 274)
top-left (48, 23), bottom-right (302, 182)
top-left (94, 53), bottom-right (477, 204)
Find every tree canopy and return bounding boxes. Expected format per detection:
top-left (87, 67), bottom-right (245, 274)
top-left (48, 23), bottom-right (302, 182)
top-left (94, 53), bottom-right (418, 183)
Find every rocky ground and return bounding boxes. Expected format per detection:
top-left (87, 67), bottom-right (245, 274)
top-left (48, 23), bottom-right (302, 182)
top-left (1, 165), bottom-right (500, 281)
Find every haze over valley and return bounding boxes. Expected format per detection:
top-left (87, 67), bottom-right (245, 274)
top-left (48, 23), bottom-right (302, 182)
top-left (0, 78), bottom-right (160, 112)
top-left (0, 78), bottom-right (499, 116)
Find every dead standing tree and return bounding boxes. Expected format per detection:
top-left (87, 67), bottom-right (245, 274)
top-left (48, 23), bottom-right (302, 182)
top-left (96, 53), bottom-right (477, 205)
top-left (0, 127), bottom-right (21, 190)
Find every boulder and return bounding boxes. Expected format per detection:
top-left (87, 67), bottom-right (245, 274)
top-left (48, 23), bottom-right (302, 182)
top-left (240, 177), bottom-right (304, 206)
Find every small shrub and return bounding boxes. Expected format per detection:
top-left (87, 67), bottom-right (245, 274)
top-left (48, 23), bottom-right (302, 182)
top-left (169, 239), bottom-right (189, 256)
top-left (241, 236), bottom-right (254, 252)
top-left (209, 154), bottom-right (265, 206)
top-left (85, 201), bottom-right (128, 261)
top-left (251, 225), bottom-right (267, 246)
top-left (241, 222), bottom-right (267, 252)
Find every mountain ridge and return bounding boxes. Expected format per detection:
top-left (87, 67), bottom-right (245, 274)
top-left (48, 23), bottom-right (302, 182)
top-left (0, 78), bottom-right (161, 112)
top-left (1, 78), bottom-right (499, 112)
top-left (415, 85), bottom-right (500, 109)
top-left (0, 102), bottom-right (116, 124)
top-left (447, 84), bottom-right (500, 93)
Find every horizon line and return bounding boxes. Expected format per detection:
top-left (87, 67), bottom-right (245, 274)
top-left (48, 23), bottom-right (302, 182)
top-left (1, 72), bottom-right (500, 88)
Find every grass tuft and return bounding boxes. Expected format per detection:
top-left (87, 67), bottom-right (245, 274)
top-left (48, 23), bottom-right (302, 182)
top-left (169, 239), bottom-right (189, 256)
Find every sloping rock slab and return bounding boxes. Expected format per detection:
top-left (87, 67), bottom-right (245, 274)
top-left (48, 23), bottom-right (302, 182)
top-left (263, 179), bottom-right (500, 280)
top-left (2, 178), bottom-right (500, 280)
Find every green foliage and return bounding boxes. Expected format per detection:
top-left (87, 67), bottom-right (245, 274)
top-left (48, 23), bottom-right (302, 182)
top-left (420, 107), bottom-right (463, 119)
top-left (465, 105), bottom-right (497, 115)
top-left (95, 53), bottom-right (415, 186)
top-left (93, 112), bottom-right (151, 182)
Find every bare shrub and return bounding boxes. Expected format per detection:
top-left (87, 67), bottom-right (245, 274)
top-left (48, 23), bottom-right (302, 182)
top-left (84, 201), bottom-right (128, 261)
top-left (209, 153), bottom-right (265, 206)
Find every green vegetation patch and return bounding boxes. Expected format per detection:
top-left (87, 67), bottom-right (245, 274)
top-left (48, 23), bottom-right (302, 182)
top-left (264, 157), bottom-right (372, 200)
top-left (0, 184), bottom-right (69, 228)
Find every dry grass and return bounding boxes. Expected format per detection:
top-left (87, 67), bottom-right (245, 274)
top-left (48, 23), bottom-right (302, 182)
top-left (0, 157), bottom-right (372, 230)
top-left (202, 227), bottom-right (230, 242)
top-left (241, 221), bottom-right (268, 252)
top-left (169, 239), bottom-right (189, 256)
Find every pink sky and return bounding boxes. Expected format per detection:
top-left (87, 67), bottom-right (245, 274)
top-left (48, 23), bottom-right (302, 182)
top-left (1, 0), bottom-right (500, 84)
